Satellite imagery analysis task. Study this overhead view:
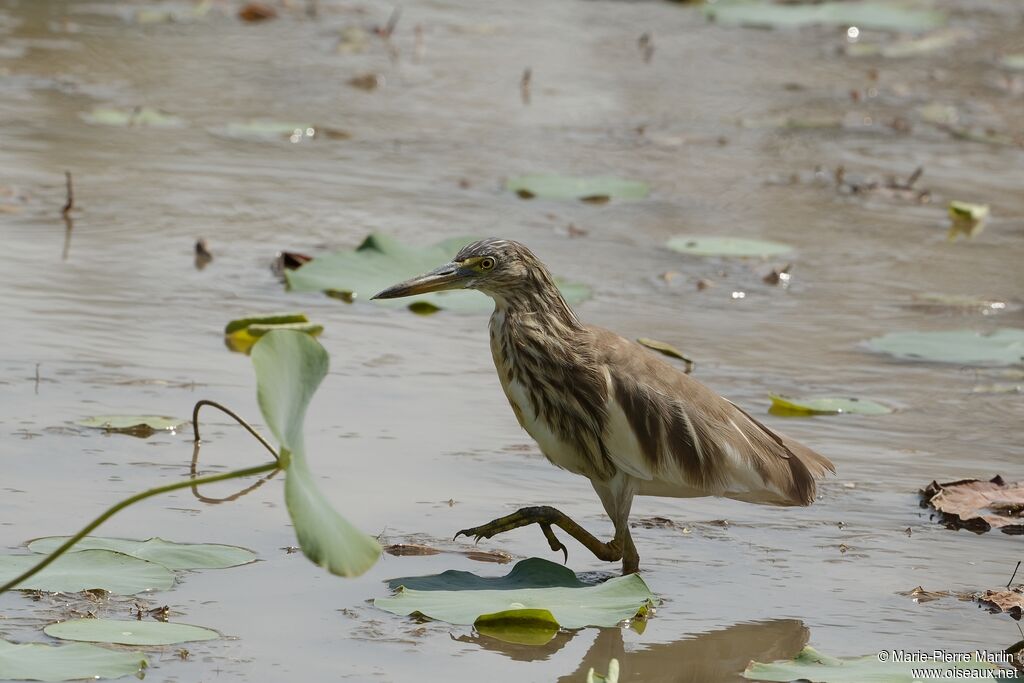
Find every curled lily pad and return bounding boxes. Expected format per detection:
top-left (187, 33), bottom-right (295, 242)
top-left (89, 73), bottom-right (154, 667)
top-left (45, 619), bottom-right (219, 646)
top-left (81, 107), bottom-right (184, 128)
top-left (865, 329), bottom-right (1024, 366)
top-left (286, 233), bottom-right (590, 314)
top-left (0, 640), bottom-right (146, 682)
top-left (637, 338), bottom-right (694, 373)
top-left (768, 394), bottom-right (892, 416)
top-left (375, 557), bottom-right (657, 628)
top-left (77, 415), bottom-right (186, 437)
top-left (948, 200), bottom-right (990, 241)
top-left (667, 236), bottom-right (792, 258)
top-left (0, 549), bottom-right (174, 594)
top-left (506, 175), bottom-right (649, 202)
top-left (705, 2), bottom-right (946, 32)
top-left (252, 330), bottom-right (381, 577)
top-left (224, 313), bottom-right (322, 354)
top-left (27, 537), bottom-right (257, 570)
top-left (744, 646), bottom-right (999, 682)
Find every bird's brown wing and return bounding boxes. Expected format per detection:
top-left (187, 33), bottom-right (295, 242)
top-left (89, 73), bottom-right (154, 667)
top-left (590, 327), bottom-right (834, 506)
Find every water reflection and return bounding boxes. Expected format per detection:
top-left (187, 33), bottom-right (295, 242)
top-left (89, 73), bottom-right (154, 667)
top-left (459, 619), bottom-right (808, 681)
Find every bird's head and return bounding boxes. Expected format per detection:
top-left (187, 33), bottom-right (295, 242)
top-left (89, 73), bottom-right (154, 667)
top-left (371, 238), bottom-right (544, 303)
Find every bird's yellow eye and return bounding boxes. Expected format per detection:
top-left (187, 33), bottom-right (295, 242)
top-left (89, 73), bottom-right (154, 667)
top-left (480, 257), bottom-right (495, 270)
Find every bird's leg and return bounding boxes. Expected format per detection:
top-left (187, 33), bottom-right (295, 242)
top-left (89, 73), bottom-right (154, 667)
top-left (454, 505), bottom-right (623, 564)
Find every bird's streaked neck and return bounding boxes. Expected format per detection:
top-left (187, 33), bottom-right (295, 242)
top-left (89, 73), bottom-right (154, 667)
top-left (485, 270), bottom-right (583, 332)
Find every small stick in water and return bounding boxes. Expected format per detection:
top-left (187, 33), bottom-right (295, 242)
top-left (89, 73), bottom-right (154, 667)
top-left (638, 33), bottom-right (654, 63)
top-left (1009, 560), bottom-right (1021, 588)
top-left (521, 67), bottom-right (532, 105)
top-left (61, 170), bottom-right (73, 215)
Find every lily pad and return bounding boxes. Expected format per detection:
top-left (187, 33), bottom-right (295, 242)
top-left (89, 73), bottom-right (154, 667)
top-left (506, 175), bottom-right (649, 202)
top-left (81, 107), bottom-right (184, 128)
top-left (224, 313), bottom-right (322, 354)
top-left (385, 556), bottom-right (585, 591)
top-left (706, 2), bottom-right (946, 33)
top-left (948, 200), bottom-right (990, 242)
top-left (0, 640), bottom-right (146, 682)
top-left (0, 549), bottom-right (174, 594)
top-left (768, 394), bottom-right (892, 416)
top-left (588, 660), bottom-right (620, 683)
top-left (666, 236), bottom-right (792, 258)
top-left (375, 557), bottom-right (657, 628)
top-left (27, 537), bottom-right (257, 570)
top-left (845, 28), bottom-right (968, 58)
top-left (920, 476), bottom-right (1024, 535)
top-left (45, 619), bottom-right (219, 646)
top-left (286, 234), bottom-right (590, 314)
top-left (744, 646), bottom-right (1001, 682)
top-left (77, 415), bottom-right (186, 437)
top-left (865, 329), bottom-right (1024, 366)
top-left (251, 330), bottom-right (381, 577)
top-left (636, 338), bottom-right (694, 373)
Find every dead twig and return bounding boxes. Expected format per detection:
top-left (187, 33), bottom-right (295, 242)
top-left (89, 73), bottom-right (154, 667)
top-left (61, 170), bottom-right (73, 215)
top-left (520, 67), bottom-right (532, 106)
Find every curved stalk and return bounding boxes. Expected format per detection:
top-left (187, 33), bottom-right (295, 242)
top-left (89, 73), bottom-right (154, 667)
top-left (0, 462), bottom-right (279, 595)
top-left (190, 441), bottom-right (280, 504)
top-left (191, 399), bottom-right (279, 462)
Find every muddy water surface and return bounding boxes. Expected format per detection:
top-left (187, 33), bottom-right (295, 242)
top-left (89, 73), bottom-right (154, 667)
top-left (1, 0), bottom-right (1022, 681)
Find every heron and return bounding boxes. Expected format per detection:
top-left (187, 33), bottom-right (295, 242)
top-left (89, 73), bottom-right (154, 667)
top-left (372, 239), bottom-right (835, 574)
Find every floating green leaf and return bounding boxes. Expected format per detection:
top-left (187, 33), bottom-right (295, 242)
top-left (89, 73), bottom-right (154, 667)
top-left (588, 659), bottom-right (620, 683)
top-left (286, 234), bottom-right (590, 313)
top-left (705, 2), bottom-right (946, 32)
top-left (77, 415), bottom-right (186, 436)
top-left (506, 175), bottom-right (649, 201)
top-left (666, 236), bottom-right (792, 258)
top-left (45, 619), bottom-right (218, 646)
top-left (224, 312), bottom-right (322, 354)
top-left (27, 537), bottom-right (256, 571)
top-left (81, 107), bottom-right (184, 128)
top-left (637, 338), bottom-right (695, 372)
top-left (251, 330), bottom-right (381, 577)
top-left (768, 394), bottom-right (892, 416)
top-left (0, 640), bottom-right (146, 682)
top-left (865, 329), bottom-right (1024, 366)
top-left (375, 557), bottom-right (656, 628)
top-left (473, 609), bottom-right (560, 646)
top-left (947, 200), bottom-right (990, 242)
top-left (0, 550), bottom-right (174, 594)
top-left (744, 646), bottom-right (1001, 682)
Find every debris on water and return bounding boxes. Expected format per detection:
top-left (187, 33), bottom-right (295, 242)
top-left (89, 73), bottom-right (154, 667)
top-left (920, 476), bottom-right (1024, 535)
top-left (520, 67), bottom-right (532, 105)
top-left (762, 264), bottom-right (791, 287)
top-left (349, 73), bottom-right (383, 91)
top-left (61, 170), bottom-right (74, 216)
top-left (976, 589), bottom-right (1023, 620)
top-left (833, 165), bottom-right (930, 203)
top-left (194, 238), bottom-right (212, 270)
top-left (638, 33), bottom-right (654, 63)
top-left (897, 586), bottom-right (950, 604)
top-left (238, 3), bottom-right (277, 22)
top-left (272, 250), bottom-right (313, 278)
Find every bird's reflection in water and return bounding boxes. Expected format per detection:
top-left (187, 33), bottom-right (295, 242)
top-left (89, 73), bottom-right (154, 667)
top-left (457, 619), bottom-right (809, 682)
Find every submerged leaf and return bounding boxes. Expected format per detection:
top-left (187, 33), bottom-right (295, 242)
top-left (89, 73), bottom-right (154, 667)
top-left (81, 107), bottom-right (184, 128)
top-left (27, 537), bottom-right (256, 571)
top-left (768, 394), bottom-right (892, 416)
top-left (286, 233), bottom-right (590, 313)
top-left (77, 415), bottom-right (186, 437)
top-left (473, 608), bottom-right (560, 646)
top-left (0, 640), bottom-right (146, 682)
top-left (0, 549), bottom-right (174, 594)
top-left (667, 236), bottom-right (792, 258)
top-left (375, 557), bottom-right (656, 628)
top-left (920, 476), bottom-right (1024, 535)
top-left (705, 2), bottom-right (946, 32)
top-left (506, 175), bottom-right (649, 201)
top-left (251, 330), bottom-right (381, 577)
top-left (865, 329), bottom-right (1024, 366)
top-left (744, 646), bottom-right (999, 682)
top-left (45, 619), bottom-right (219, 646)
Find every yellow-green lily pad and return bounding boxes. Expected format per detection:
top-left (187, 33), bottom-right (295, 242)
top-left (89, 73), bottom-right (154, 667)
top-left (947, 200), bottom-right (990, 242)
top-left (45, 619), bottom-right (219, 646)
top-left (769, 394), bottom-right (892, 416)
top-left (224, 313), bottom-right (322, 354)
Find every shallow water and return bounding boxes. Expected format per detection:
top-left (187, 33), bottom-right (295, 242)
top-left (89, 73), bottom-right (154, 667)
top-left (1, 0), bottom-right (1022, 680)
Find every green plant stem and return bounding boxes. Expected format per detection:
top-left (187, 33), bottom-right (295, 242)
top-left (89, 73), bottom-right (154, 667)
top-left (0, 462), bottom-right (279, 595)
top-left (192, 399), bottom-right (279, 462)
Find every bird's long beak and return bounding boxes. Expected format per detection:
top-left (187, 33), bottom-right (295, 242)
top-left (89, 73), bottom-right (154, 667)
top-left (371, 262), bottom-right (468, 300)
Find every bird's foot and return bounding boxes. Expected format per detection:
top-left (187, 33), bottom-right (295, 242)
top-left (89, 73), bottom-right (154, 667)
top-left (454, 505), bottom-right (621, 565)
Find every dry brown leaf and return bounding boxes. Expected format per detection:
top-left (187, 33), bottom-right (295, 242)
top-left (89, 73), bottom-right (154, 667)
top-left (920, 476), bottom-right (1024, 535)
top-left (977, 589), bottom-right (1024, 620)
top-left (239, 2), bottom-right (277, 22)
